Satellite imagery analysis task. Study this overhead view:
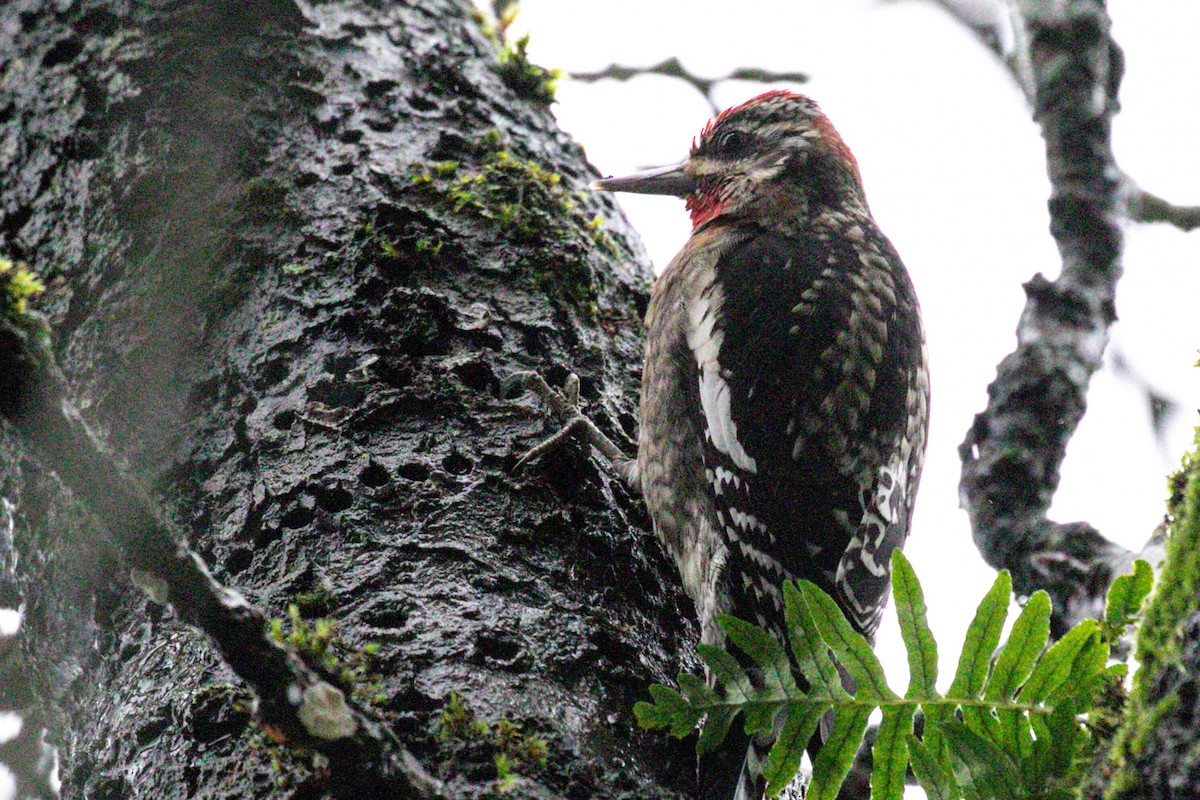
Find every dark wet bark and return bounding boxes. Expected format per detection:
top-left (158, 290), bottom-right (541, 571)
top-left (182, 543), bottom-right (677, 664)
top-left (0, 1), bottom-right (696, 797)
top-left (0, 312), bottom-right (446, 797)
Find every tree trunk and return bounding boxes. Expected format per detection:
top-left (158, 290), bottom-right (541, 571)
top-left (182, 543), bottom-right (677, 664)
top-left (0, 1), bottom-right (696, 797)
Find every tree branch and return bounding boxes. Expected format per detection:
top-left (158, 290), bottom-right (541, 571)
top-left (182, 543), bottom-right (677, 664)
top-left (570, 57), bottom-right (808, 113)
top-left (1126, 185), bottom-right (1200, 231)
top-left (0, 313), bottom-right (443, 800)
top-left (933, 0), bottom-right (1199, 239)
top-left (958, 0), bottom-right (1144, 636)
top-left (925, 0), bottom-right (1036, 100)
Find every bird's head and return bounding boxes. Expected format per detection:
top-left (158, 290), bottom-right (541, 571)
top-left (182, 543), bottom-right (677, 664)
top-left (594, 90), bottom-right (866, 230)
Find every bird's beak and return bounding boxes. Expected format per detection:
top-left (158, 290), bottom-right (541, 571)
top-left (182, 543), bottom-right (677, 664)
top-left (591, 162), bottom-right (693, 197)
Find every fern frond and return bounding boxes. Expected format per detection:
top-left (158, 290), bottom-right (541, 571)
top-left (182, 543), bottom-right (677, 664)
top-left (635, 554), bottom-right (1151, 800)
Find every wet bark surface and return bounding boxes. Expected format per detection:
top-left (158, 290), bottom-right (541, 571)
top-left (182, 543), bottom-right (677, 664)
top-left (0, 0), bottom-right (696, 797)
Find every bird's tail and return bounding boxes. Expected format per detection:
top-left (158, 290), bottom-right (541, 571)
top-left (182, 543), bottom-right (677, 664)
top-left (698, 708), bottom-right (832, 800)
top-left (697, 725), bottom-right (761, 800)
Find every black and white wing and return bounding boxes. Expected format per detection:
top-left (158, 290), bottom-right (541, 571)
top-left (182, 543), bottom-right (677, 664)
top-left (687, 225), bottom-right (928, 639)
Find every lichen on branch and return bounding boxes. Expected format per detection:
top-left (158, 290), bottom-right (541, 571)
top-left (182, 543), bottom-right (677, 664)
top-left (958, 0), bottom-right (1140, 637)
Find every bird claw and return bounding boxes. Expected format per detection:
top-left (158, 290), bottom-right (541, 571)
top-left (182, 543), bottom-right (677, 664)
top-left (513, 415), bottom-right (590, 472)
top-left (507, 370), bottom-right (636, 484)
top-left (504, 371), bottom-right (579, 419)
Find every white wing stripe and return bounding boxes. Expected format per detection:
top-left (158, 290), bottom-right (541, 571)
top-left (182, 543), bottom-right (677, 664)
top-left (687, 280), bottom-right (758, 474)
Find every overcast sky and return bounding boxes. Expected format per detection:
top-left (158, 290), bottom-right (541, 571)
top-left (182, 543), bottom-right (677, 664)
top-left (502, 0), bottom-right (1200, 701)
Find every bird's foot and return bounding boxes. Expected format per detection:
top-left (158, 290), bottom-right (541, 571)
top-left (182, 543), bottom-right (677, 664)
top-left (505, 370), bottom-right (637, 485)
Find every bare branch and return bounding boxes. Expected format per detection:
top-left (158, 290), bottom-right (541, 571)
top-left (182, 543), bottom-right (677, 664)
top-left (910, 0), bottom-right (1036, 101)
top-left (933, 0), bottom-right (1199, 234)
top-left (0, 314), bottom-right (443, 800)
top-left (571, 57), bottom-right (807, 113)
top-left (1126, 185), bottom-right (1200, 231)
top-left (958, 0), bottom-right (1139, 636)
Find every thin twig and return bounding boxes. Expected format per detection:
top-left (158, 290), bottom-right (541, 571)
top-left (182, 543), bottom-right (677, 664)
top-left (571, 57), bottom-right (807, 114)
top-left (1127, 186), bottom-right (1200, 231)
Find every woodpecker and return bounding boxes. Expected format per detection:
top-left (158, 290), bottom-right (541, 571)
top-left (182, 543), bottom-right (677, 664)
top-left (594, 90), bottom-right (929, 799)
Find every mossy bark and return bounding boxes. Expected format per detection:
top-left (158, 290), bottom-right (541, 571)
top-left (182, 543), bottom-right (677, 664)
top-left (1098, 428), bottom-right (1200, 799)
top-left (0, 1), bottom-right (695, 797)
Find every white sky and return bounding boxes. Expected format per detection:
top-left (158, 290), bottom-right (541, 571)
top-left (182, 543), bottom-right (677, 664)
top-left (504, 0), bottom-right (1200, 698)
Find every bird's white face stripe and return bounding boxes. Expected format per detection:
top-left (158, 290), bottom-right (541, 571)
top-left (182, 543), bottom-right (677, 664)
top-left (687, 279), bottom-right (758, 474)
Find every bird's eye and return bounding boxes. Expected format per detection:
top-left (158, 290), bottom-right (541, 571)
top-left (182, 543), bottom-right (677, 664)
top-left (715, 130), bottom-right (751, 158)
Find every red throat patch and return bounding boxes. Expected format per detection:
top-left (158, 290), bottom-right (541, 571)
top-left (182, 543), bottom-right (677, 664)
top-left (685, 185), bottom-right (724, 229)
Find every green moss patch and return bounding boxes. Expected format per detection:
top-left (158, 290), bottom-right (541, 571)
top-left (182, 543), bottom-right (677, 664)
top-left (1102, 425), bottom-right (1200, 797)
top-left (496, 33), bottom-right (561, 106)
top-left (473, 0), bottom-right (561, 105)
top-left (435, 693), bottom-right (550, 791)
top-left (0, 258), bottom-right (45, 318)
top-left (407, 136), bottom-right (615, 308)
top-left (269, 604), bottom-right (384, 706)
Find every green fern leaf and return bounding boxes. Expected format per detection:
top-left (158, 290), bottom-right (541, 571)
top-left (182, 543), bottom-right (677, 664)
top-left (1047, 628), bottom-right (1108, 706)
top-left (996, 707), bottom-right (1035, 765)
top-left (980, 590), bottom-right (1049, 764)
top-left (634, 555), bottom-right (1126, 800)
top-left (941, 718), bottom-right (1022, 800)
top-left (892, 550), bottom-right (939, 700)
top-left (719, 615), bottom-right (797, 736)
top-left (1044, 698), bottom-right (1086, 781)
top-left (1103, 559), bottom-right (1154, 638)
top-left (986, 590), bottom-right (1051, 702)
top-left (938, 570), bottom-right (1011, 755)
top-left (697, 643), bottom-right (752, 703)
top-left (871, 704), bottom-right (915, 800)
top-left (807, 705), bottom-right (872, 800)
top-left (959, 705), bottom-right (1001, 753)
top-left (697, 703), bottom-right (738, 756)
top-left (783, 581), bottom-right (844, 697)
top-left (763, 704), bottom-right (825, 798)
top-left (907, 734), bottom-right (961, 800)
top-left (677, 671), bottom-right (715, 705)
top-left (1017, 620), bottom-right (1098, 705)
top-left (948, 570), bottom-right (1011, 701)
top-left (634, 684), bottom-right (701, 737)
top-left (721, 614), bottom-right (798, 696)
top-left (798, 581), bottom-right (896, 702)
top-left (744, 701), bottom-right (786, 739)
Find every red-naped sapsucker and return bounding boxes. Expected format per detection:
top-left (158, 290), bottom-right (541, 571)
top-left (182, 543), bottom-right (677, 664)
top-left (594, 90), bottom-right (929, 800)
